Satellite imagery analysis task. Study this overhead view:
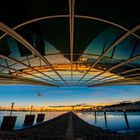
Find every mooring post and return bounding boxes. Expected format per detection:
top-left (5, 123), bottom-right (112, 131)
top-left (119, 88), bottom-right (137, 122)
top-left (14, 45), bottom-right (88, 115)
top-left (123, 109), bottom-right (129, 129)
top-left (94, 109), bottom-right (97, 124)
top-left (104, 110), bottom-right (108, 127)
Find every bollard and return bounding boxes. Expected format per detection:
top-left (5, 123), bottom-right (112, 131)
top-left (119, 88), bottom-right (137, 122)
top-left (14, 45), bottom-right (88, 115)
top-left (123, 109), bottom-right (129, 129)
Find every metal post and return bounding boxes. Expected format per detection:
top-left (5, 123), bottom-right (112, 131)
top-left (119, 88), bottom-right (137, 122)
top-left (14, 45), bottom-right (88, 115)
top-left (104, 110), bottom-right (108, 128)
top-left (36, 107), bottom-right (45, 123)
top-left (94, 109), bottom-right (97, 124)
top-left (72, 106), bottom-right (74, 112)
top-left (123, 109), bottom-right (129, 129)
top-left (41, 107), bottom-right (43, 114)
top-left (10, 102), bottom-right (14, 116)
top-left (30, 106), bottom-right (33, 115)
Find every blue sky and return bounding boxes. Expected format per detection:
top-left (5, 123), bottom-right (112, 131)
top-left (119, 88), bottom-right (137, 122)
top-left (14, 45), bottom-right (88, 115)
top-left (0, 85), bottom-right (140, 106)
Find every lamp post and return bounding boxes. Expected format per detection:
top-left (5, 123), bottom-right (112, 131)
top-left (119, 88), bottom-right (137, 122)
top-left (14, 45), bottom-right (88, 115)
top-left (41, 107), bottom-right (43, 114)
top-left (30, 105), bottom-right (33, 115)
top-left (36, 107), bottom-right (45, 123)
top-left (24, 105), bottom-right (35, 126)
top-left (10, 102), bottom-right (14, 116)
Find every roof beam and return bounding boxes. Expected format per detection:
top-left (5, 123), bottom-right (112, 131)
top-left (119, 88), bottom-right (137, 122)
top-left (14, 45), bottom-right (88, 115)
top-left (88, 66), bottom-right (140, 85)
top-left (0, 15), bottom-right (138, 41)
top-left (79, 24), bottom-right (140, 86)
top-left (0, 22), bottom-right (68, 86)
top-left (83, 54), bottom-right (140, 86)
top-left (69, 0), bottom-right (75, 85)
top-left (0, 64), bottom-right (57, 87)
top-left (0, 15), bottom-right (140, 87)
top-left (0, 54), bottom-right (62, 86)
top-left (89, 77), bottom-right (140, 87)
top-left (75, 15), bottom-right (140, 39)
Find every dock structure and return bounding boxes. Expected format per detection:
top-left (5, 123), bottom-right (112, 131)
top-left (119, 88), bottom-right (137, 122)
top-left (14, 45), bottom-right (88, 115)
top-left (36, 107), bottom-right (45, 123)
top-left (0, 112), bottom-right (138, 140)
top-left (65, 113), bottom-right (74, 140)
top-left (24, 106), bottom-right (35, 126)
top-left (1, 102), bottom-right (17, 130)
top-left (0, 112), bottom-right (124, 140)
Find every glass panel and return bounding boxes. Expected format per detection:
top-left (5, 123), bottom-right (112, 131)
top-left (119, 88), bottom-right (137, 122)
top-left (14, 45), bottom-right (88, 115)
top-left (132, 40), bottom-right (140, 57)
top-left (16, 18), bottom-right (70, 54)
top-left (113, 35), bottom-right (137, 60)
top-left (103, 27), bottom-right (125, 57)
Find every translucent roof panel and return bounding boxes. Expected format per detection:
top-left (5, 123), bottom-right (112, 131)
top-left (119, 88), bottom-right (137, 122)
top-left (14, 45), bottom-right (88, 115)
top-left (0, 0), bottom-right (140, 87)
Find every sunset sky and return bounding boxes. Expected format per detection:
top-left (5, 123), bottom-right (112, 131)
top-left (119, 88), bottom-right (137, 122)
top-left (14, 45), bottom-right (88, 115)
top-left (0, 85), bottom-right (140, 107)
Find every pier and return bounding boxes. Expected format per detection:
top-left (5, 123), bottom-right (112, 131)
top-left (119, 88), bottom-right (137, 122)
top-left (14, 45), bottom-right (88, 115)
top-left (24, 106), bottom-right (35, 126)
top-left (36, 107), bottom-right (45, 123)
top-left (0, 112), bottom-right (139, 140)
top-left (1, 103), bottom-right (17, 130)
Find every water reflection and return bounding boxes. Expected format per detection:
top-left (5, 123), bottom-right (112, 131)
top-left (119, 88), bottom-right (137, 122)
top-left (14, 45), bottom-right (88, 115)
top-left (0, 111), bottom-right (140, 131)
top-left (0, 111), bottom-right (67, 129)
top-left (76, 111), bottom-right (140, 132)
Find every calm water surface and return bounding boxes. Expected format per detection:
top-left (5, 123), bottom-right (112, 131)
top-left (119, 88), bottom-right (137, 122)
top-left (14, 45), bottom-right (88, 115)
top-left (0, 111), bottom-right (67, 129)
top-left (76, 111), bottom-right (140, 132)
top-left (0, 111), bottom-right (140, 132)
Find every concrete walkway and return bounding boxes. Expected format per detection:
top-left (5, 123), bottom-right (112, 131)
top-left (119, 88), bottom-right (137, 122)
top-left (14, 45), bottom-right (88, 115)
top-left (65, 112), bottom-right (74, 140)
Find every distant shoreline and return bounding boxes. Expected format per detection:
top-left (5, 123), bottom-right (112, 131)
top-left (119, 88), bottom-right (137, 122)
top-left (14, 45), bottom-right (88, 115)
top-left (0, 110), bottom-right (140, 112)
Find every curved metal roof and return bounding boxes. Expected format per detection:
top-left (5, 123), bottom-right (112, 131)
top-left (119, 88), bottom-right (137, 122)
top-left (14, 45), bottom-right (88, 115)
top-left (0, 0), bottom-right (140, 87)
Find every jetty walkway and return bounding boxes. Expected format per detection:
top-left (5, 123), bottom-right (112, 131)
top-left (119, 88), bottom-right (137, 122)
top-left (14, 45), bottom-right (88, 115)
top-left (0, 112), bottom-right (139, 140)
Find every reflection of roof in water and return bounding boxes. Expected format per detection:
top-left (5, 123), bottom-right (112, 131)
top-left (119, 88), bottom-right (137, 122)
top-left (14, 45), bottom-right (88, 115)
top-left (0, 0), bottom-right (140, 87)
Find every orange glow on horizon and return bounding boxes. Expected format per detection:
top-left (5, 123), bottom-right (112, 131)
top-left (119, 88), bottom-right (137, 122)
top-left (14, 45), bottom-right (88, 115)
top-left (0, 102), bottom-right (115, 111)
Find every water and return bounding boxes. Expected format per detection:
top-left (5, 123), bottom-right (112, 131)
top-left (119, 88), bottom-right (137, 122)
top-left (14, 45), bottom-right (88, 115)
top-left (0, 111), bottom-right (67, 129)
top-left (0, 111), bottom-right (140, 132)
top-left (76, 111), bottom-right (140, 132)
